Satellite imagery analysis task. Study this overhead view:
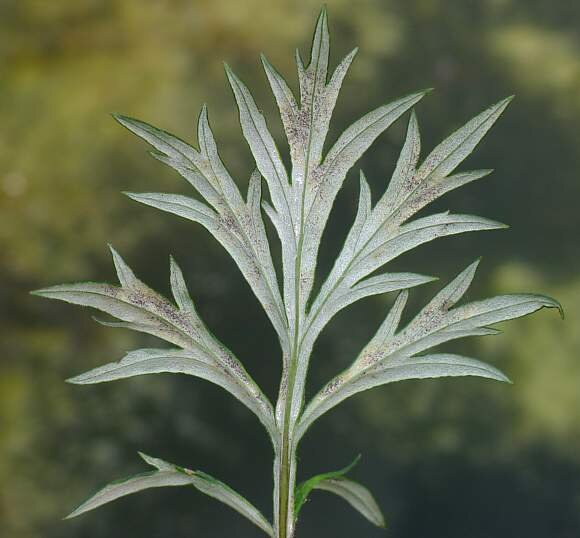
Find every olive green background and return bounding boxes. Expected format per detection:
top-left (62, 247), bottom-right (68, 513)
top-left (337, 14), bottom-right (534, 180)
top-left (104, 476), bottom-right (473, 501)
top-left (1, 1), bottom-right (579, 537)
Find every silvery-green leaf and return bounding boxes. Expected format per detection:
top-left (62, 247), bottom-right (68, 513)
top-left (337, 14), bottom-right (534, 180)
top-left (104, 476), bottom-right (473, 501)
top-left (287, 8), bottom-right (350, 178)
top-left (314, 478), bottom-right (385, 528)
top-left (244, 170), bottom-right (282, 307)
top-left (113, 114), bottom-right (222, 208)
top-left (448, 293), bottom-right (564, 329)
top-left (375, 110), bottom-right (421, 221)
top-left (138, 452), bottom-right (174, 471)
top-left (375, 98), bottom-right (513, 233)
top-left (197, 105), bottom-right (247, 210)
top-left (246, 169), bottom-right (268, 246)
top-left (125, 192), bottom-right (218, 228)
top-left (351, 272), bottom-right (435, 297)
top-left (324, 47), bottom-right (358, 124)
top-left (109, 244), bottom-right (140, 289)
top-left (35, 13), bottom-right (566, 536)
top-left (32, 249), bottom-right (203, 349)
top-left (292, 6), bottom-right (330, 176)
top-left (311, 213), bottom-right (502, 347)
top-left (225, 63), bottom-right (292, 229)
top-left (384, 327), bottom-right (501, 365)
top-left (262, 200), bottom-right (292, 252)
top-left (297, 353), bottom-right (510, 439)
top-left (113, 114), bottom-right (197, 163)
top-left (350, 213), bottom-right (506, 283)
top-left (312, 90), bottom-right (429, 216)
top-left (261, 13), bottom-right (358, 337)
top-left (115, 110), bottom-right (288, 353)
top-left (304, 273), bottom-right (434, 353)
top-left (308, 97), bottom-right (512, 345)
top-left (33, 249), bottom-right (277, 437)
top-left (368, 290), bottom-right (409, 348)
top-left (365, 269), bottom-right (561, 366)
top-left (415, 96), bottom-right (514, 184)
top-left (394, 169), bottom-right (493, 226)
top-left (67, 454), bottom-right (274, 536)
top-left (298, 91), bottom-right (429, 310)
top-left (65, 469), bottom-right (194, 520)
top-left (294, 455), bottom-right (361, 516)
top-left (126, 192), bottom-right (288, 348)
top-left (419, 258), bottom-right (480, 313)
top-left (191, 470), bottom-right (274, 536)
top-left (169, 256), bottom-right (199, 322)
top-left (298, 261), bottom-right (561, 440)
top-left (66, 347), bottom-right (275, 434)
top-left (261, 54), bottom-right (299, 154)
top-left (32, 281), bottom-right (194, 349)
top-left (335, 172), bottom-right (372, 268)
top-left (385, 267), bottom-right (562, 363)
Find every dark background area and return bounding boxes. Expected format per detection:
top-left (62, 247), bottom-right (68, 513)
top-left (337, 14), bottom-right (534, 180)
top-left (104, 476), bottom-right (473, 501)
top-left (1, 1), bottom-right (579, 537)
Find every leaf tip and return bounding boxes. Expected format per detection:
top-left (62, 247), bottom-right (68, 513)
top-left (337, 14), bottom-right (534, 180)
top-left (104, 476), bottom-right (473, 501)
top-left (138, 451), bottom-right (152, 464)
top-left (199, 103), bottom-right (209, 122)
top-left (223, 61), bottom-right (234, 78)
top-left (122, 191), bottom-right (140, 202)
top-left (494, 95), bottom-right (515, 115)
top-left (551, 297), bottom-right (565, 319)
top-left (65, 373), bottom-right (87, 385)
top-left (107, 242), bottom-right (119, 257)
top-left (111, 113), bottom-right (135, 130)
top-left (537, 295), bottom-right (564, 319)
top-left (30, 287), bottom-right (60, 299)
top-left (359, 169), bottom-right (369, 186)
top-left (487, 218), bottom-right (509, 230)
top-left (29, 288), bottom-right (45, 297)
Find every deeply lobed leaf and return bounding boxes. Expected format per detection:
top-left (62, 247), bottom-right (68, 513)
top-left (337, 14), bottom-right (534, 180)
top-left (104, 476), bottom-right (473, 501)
top-left (297, 262), bottom-right (561, 440)
top-left (35, 8), bottom-right (565, 536)
top-left (33, 247), bottom-right (277, 437)
top-left (115, 108), bottom-right (289, 353)
top-left (66, 453), bottom-right (274, 536)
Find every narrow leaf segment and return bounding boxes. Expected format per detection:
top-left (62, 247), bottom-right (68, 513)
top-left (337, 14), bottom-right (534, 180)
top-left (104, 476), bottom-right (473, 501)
top-left (33, 7), bottom-right (564, 538)
top-left (294, 455), bottom-right (385, 529)
top-left (66, 453), bottom-right (274, 536)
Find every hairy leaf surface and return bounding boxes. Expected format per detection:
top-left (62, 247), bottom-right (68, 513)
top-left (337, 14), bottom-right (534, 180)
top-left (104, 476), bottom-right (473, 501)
top-left (33, 248), bottom-right (276, 437)
top-left (313, 478), bottom-right (385, 528)
top-left (66, 453), bottom-right (274, 536)
top-left (297, 262), bottom-right (561, 440)
top-left (35, 9), bottom-right (564, 536)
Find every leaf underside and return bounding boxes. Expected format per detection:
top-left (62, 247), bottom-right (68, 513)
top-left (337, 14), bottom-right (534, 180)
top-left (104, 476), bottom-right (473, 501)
top-left (65, 453), bottom-right (274, 536)
top-left (33, 6), bottom-right (563, 534)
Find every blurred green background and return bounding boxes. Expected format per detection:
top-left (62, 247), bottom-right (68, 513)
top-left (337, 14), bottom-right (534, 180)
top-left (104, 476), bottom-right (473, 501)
top-left (2, 0), bottom-right (579, 536)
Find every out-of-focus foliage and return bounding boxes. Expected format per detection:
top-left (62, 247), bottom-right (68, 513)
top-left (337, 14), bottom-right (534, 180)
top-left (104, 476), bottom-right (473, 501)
top-left (1, 1), bottom-right (578, 537)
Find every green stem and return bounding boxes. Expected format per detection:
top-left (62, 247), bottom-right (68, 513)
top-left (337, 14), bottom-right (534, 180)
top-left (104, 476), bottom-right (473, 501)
top-left (277, 298), bottom-right (301, 537)
top-left (276, 421), bottom-right (295, 538)
top-left (277, 208), bottom-right (307, 537)
top-left (276, 20), bottom-right (323, 535)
